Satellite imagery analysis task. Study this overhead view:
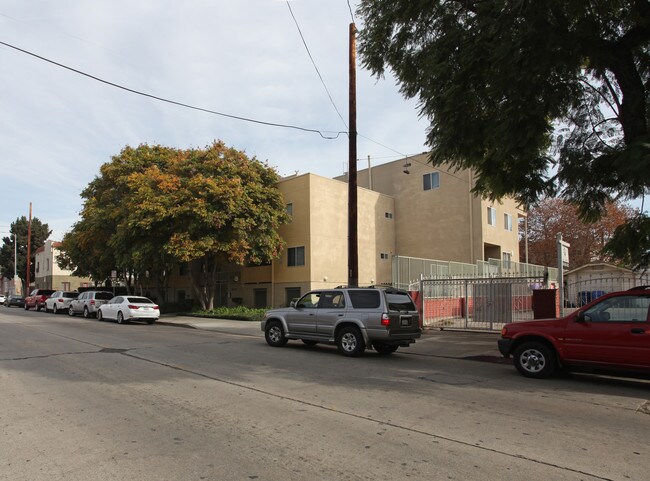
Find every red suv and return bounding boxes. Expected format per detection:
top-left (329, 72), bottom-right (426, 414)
top-left (24, 289), bottom-right (56, 311)
top-left (498, 286), bottom-right (650, 378)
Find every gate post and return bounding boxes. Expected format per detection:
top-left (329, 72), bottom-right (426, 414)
top-left (464, 279), bottom-right (469, 328)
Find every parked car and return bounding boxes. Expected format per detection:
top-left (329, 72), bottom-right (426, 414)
top-left (45, 291), bottom-right (79, 314)
top-left (97, 296), bottom-right (160, 324)
top-left (498, 286), bottom-right (650, 378)
top-left (24, 289), bottom-right (56, 311)
top-left (4, 295), bottom-right (25, 308)
top-left (68, 291), bottom-right (114, 318)
top-left (261, 287), bottom-right (421, 356)
top-left (0, 294), bottom-right (5, 304)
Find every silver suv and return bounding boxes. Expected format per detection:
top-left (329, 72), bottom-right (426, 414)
top-left (68, 290), bottom-right (114, 318)
top-left (261, 287), bottom-right (421, 356)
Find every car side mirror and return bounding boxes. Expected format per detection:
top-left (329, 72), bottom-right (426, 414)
top-left (576, 311), bottom-right (590, 323)
top-left (290, 300), bottom-right (296, 308)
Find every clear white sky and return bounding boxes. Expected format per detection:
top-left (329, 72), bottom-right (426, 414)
top-left (0, 0), bottom-right (429, 240)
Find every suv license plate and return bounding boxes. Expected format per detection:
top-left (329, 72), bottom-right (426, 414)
top-left (400, 316), bottom-right (412, 326)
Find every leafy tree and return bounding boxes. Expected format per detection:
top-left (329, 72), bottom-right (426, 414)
top-left (61, 142), bottom-right (289, 309)
top-left (523, 198), bottom-right (636, 268)
top-left (0, 216), bottom-right (52, 291)
top-left (358, 0), bottom-right (650, 268)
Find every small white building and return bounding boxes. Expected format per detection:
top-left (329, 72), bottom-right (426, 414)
top-left (33, 240), bottom-right (93, 291)
top-left (564, 263), bottom-right (646, 306)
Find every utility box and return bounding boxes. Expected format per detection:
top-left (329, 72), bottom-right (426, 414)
top-left (532, 289), bottom-right (560, 319)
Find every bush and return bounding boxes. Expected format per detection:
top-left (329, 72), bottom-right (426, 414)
top-left (189, 306), bottom-right (267, 322)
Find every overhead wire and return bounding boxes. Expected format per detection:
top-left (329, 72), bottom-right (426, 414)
top-left (346, 0), bottom-right (356, 23)
top-left (286, 1), bottom-right (348, 129)
top-left (284, 1), bottom-right (423, 163)
top-left (0, 40), bottom-right (347, 140)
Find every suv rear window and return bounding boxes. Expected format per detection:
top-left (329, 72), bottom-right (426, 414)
top-left (348, 290), bottom-right (381, 309)
top-left (95, 292), bottom-right (114, 300)
top-left (386, 292), bottom-right (416, 312)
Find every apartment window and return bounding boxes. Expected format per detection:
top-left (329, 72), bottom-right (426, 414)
top-left (286, 203), bottom-right (293, 216)
top-left (62, 282), bottom-right (70, 291)
top-left (423, 172), bottom-right (440, 191)
top-left (285, 287), bottom-right (301, 306)
top-left (380, 253), bottom-right (390, 260)
top-left (46, 259), bottom-right (50, 272)
top-left (504, 213), bottom-right (513, 231)
top-left (487, 206), bottom-right (497, 226)
top-left (287, 246), bottom-right (305, 267)
top-left (502, 252), bottom-right (512, 268)
top-left (385, 212), bottom-right (393, 219)
top-left (36, 262), bottom-right (40, 273)
top-left (179, 262), bottom-right (189, 276)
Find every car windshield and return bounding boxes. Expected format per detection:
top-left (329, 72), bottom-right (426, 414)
top-left (126, 297), bottom-right (154, 304)
top-left (95, 292), bottom-right (114, 300)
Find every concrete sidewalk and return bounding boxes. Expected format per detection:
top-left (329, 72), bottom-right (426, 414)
top-left (157, 315), bottom-right (503, 359)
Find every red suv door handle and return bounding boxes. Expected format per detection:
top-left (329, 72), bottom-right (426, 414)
top-left (630, 328), bottom-right (645, 334)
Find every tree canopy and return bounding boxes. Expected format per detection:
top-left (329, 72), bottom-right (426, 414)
top-left (523, 197), bottom-right (635, 268)
top-left (60, 142), bottom-right (289, 309)
top-left (358, 0), bottom-right (650, 269)
top-left (0, 216), bottom-right (51, 291)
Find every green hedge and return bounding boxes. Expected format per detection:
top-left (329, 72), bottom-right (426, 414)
top-left (187, 306), bottom-right (267, 322)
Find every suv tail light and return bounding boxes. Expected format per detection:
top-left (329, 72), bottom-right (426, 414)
top-left (153, 305), bottom-right (159, 310)
top-left (381, 313), bottom-right (390, 327)
top-left (90, 300), bottom-right (95, 305)
top-left (58, 298), bottom-right (64, 302)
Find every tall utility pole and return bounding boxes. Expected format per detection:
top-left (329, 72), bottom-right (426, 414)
top-left (26, 202), bottom-right (32, 291)
top-left (348, 22), bottom-right (358, 287)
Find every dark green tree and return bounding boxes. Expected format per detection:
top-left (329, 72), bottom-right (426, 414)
top-left (358, 0), bottom-right (650, 269)
top-left (0, 216), bottom-right (52, 291)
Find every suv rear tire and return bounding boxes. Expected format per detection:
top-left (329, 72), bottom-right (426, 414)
top-left (337, 326), bottom-right (366, 357)
top-left (265, 321), bottom-right (288, 347)
top-left (513, 341), bottom-right (556, 378)
top-left (374, 343), bottom-right (398, 355)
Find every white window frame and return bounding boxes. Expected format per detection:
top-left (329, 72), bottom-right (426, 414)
top-left (487, 206), bottom-right (497, 226)
top-left (423, 172), bottom-right (440, 191)
top-left (504, 213), bottom-right (513, 231)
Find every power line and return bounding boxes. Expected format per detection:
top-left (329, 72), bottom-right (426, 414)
top-left (0, 40), bottom-right (347, 140)
top-left (346, 1), bottom-right (356, 23)
top-left (286, 1), bottom-right (348, 129)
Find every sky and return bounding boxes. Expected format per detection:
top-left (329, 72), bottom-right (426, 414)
top-left (0, 0), bottom-right (429, 241)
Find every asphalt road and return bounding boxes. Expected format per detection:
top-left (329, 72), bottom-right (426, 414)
top-left (1, 307), bottom-right (648, 481)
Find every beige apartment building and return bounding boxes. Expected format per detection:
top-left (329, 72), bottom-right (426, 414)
top-left (346, 153), bottom-right (525, 266)
top-left (33, 240), bottom-right (93, 291)
top-left (155, 154), bottom-right (524, 309)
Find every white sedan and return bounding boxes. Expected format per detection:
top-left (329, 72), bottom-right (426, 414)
top-left (97, 296), bottom-right (160, 324)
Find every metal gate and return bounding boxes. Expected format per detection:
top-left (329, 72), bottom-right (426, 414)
top-left (420, 277), bottom-right (544, 331)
